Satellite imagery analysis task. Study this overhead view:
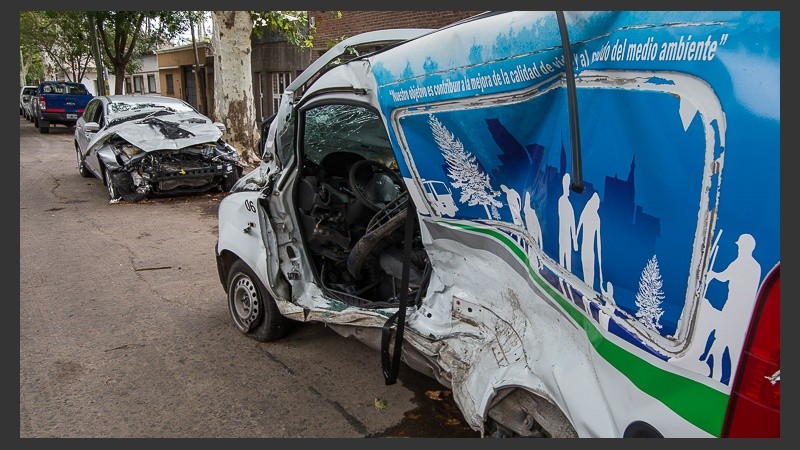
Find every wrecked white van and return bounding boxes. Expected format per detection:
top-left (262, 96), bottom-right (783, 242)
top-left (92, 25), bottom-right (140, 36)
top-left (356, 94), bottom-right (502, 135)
top-left (215, 11), bottom-right (779, 437)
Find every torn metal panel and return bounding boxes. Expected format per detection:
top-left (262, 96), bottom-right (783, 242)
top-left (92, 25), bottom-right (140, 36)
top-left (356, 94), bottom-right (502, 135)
top-left (216, 11), bottom-right (779, 439)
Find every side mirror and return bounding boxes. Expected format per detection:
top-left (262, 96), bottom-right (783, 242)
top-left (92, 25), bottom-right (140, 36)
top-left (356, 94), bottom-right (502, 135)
top-left (213, 122), bottom-right (226, 133)
top-left (85, 122), bottom-right (101, 132)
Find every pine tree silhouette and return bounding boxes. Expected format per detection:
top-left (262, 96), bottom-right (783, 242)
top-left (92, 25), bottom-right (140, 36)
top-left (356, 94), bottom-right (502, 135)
top-left (635, 255), bottom-right (665, 331)
top-left (429, 114), bottom-right (501, 219)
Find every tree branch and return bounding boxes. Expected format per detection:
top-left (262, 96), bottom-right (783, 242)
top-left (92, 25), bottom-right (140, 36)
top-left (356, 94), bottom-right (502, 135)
top-left (97, 17), bottom-right (115, 63)
top-left (120, 13), bottom-right (146, 65)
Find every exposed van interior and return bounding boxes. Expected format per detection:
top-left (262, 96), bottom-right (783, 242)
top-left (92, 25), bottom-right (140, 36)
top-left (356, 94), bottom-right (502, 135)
top-left (294, 103), bottom-right (430, 308)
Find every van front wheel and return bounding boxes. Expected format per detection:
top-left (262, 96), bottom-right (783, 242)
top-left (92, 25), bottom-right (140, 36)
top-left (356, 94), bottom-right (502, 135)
top-left (226, 259), bottom-right (287, 342)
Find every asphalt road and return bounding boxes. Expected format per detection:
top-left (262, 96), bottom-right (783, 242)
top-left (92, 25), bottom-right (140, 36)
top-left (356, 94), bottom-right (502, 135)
top-left (18, 116), bottom-right (480, 439)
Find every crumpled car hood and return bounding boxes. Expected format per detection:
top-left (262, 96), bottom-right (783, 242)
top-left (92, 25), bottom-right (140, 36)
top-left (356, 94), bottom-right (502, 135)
top-left (99, 111), bottom-right (223, 152)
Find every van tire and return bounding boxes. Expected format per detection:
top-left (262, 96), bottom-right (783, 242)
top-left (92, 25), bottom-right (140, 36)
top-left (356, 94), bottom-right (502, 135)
top-left (226, 259), bottom-right (287, 342)
top-left (38, 119), bottom-right (49, 134)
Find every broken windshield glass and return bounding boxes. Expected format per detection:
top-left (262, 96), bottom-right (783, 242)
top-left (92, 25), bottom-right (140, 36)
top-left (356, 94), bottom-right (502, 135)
top-left (303, 104), bottom-right (393, 166)
top-left (109, 101), bottom-right (195, 114)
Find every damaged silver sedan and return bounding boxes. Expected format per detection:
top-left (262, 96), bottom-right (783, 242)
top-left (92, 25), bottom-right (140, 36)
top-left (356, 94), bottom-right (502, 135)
top-left (74, 95), bottom-right (242, 202)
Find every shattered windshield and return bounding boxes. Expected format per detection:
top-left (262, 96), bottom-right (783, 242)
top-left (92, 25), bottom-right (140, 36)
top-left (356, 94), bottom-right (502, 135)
top-left (302, 104), bottom-right (394, 166)
top-left (108, 100), bottom-right (196, 115)
top-left (106, 101), bottom-right (202, 127)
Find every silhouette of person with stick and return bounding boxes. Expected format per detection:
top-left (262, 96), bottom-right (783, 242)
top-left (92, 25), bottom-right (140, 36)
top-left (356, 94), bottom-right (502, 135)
top-left (702, 233), bottom-right (762, 383)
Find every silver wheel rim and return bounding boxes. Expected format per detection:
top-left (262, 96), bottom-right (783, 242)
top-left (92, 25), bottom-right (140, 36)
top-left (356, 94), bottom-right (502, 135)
top-left (106, 170), bottom-right (117, 199)
top-left (229, 273), bottom-right (260, 332)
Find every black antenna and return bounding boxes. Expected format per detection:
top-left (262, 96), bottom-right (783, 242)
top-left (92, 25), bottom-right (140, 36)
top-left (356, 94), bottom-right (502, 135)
top-left (556, 11), bottom-right (584, 194)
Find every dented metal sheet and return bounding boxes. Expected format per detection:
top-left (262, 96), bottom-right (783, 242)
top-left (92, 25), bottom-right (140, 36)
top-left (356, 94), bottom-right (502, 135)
top-left (216, 11), bottom-right (779, 439)
top-left (107, 112), bottom-right (223, 152)
top-left (75, 95), bottom-right (242, 202)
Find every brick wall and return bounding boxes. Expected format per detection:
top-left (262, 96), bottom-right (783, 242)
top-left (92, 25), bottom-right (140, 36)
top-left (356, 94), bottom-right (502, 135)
top-left (245, 11), bottom-right (482, 118)
top-left (309, 11), bottom-right (482, 56)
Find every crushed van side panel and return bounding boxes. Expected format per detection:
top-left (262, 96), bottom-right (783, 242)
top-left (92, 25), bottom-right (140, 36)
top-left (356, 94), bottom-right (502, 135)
top-left (368, 11), bottom-right (779, 437)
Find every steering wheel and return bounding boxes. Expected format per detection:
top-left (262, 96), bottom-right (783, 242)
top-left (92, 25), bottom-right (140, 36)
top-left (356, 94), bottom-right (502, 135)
top-left (348, 159), bottom-right (404, 212)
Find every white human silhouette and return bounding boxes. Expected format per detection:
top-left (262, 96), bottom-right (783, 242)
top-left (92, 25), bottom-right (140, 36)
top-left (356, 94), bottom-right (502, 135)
top-left (576, 192), bottom-right (604, 291)
top-left (704, 233), bottom-right (762, 381)
top-left (500, 184), bottom-right (524, 228)
top-left (523, 191), bottom-right (543, 269)
top-left (673, 233), bottom-right (762, 384)
top-left (557, 173), bottom-right (577, 271)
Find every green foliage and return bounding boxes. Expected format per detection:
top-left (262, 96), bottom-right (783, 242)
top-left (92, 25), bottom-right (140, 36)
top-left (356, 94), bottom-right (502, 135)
top-left (326, 35), bottom-right (348, 50)
top-left (250, 11), bottom-right (316, 48)
top-left (19, 11), bottom-right (192, 89)
top-left (19, 13), bottom-right (43, 83)
top-left (86, 11), bottom-right (190, 92)
top-left (24, 52), bottom-right (45, 85)
top-left (20, 11), bottom-right (93, 82)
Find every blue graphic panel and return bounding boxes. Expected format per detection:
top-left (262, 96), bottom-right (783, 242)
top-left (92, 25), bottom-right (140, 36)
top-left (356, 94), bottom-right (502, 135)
top-left (367, 11), bottom-right (779, 345)
top-left (395, 85), bottom-right (705, 337)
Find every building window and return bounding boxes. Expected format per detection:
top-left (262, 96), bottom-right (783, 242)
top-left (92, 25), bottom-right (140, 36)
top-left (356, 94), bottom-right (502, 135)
top-left (166, 74), bottom-right (174, 95)
top-left (271, 72), bottom-right (293, 115)
top-left (125, 78), bottom-right (133, 95)
top-left (147, 74), bottom-right (157, 93)
top-left (133, 75), bottom-right (143, 94)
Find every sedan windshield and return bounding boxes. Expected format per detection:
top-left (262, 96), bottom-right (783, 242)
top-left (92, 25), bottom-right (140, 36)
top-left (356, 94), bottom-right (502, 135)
top-left (108, 100), bottom-right (196, 115)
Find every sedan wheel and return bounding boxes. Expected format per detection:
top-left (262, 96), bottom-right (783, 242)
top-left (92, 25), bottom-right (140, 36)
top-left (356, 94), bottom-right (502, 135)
top-left (226, 259), bottom-right (287, 342)
top-left (105, 168), bottom-right (119, 200)
top-left (76, 146), bottom-right (92, 178)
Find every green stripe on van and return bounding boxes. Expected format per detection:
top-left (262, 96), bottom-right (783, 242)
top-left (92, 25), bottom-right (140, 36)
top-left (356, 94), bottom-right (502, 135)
top-left (439, 219), bottom-right (728, 436)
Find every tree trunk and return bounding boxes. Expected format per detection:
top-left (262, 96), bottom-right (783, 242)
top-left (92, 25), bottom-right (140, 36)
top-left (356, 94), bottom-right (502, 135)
top-left (114, 65), bottom-right (126, 94)
top-left (19, 48), bottom-right (26, 88)
top-left (211, 11), bottom-right (260, 167)
top-left (190, 19), bottom-right (208, 116)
